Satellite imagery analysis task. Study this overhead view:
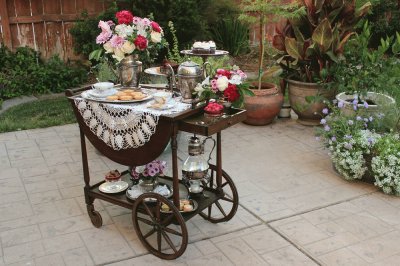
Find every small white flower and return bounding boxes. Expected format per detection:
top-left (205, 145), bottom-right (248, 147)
top-left (121, 41), bottom-right (135, 54)
top-left (150, 31), bottom-right (162, 43)
top-left (229, 74), bottom-right (242, 85)
top-left (216, 76), bottom-right (229, 91)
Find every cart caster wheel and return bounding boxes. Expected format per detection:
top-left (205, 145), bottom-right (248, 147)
top-left (87, 204), bottom-right (103, 228)
top-left (132, 192), bottom-right (188, 260)
top-left (200, 164), bottom-right (239, 223)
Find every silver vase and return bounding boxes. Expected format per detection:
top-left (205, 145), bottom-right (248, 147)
top-left (118, 54), bottom-right (142, 89)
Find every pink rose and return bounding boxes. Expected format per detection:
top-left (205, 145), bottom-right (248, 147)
top-left (210, 79), bottom-right (218, 92)
top-left (116, 10), bottom-right (134, 25)
top-left (96, 20), bottom-right (112, 44)
top-left (134, 35), bottom-right (148, 50)
top-left (141, 18), bottom-right (151, 26)
top-left (132, 16), bottom-right (142, 25)
top-left (96, 32), bottom-right (111, 44)
top-left (151, 21), bottom-right (161, 33)
top-left (110, 35), bottom-right (125, 48)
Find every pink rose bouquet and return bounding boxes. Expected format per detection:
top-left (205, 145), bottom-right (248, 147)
top-left (91, 10), bottom-right (166, 63)
top-left (194, 66), bottom-right (253, 108)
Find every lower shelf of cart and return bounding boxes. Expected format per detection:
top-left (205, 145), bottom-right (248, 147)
top-left (87, 172), bottom-right (224, 222)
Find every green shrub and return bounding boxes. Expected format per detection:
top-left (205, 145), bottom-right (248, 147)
top-left (0, 46), bottom-right (87, 99)
top-left (211, 19), bottom-right (249, 56)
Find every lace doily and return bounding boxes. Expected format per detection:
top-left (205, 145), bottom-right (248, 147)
top-left (74, 90), bottom-right (190, 150)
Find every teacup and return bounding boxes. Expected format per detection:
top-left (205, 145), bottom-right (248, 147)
top-left (153, 91), bottom-right (172, 104)
top-left (92, 82), bottom-right (114, 92)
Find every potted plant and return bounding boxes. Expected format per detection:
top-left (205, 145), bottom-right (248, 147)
top-left (273, 0), bottom-right (371, 125)
top-left (238, 0), bottom-right (305, 125)
top-left (333, 22), bottom-right (398, 115)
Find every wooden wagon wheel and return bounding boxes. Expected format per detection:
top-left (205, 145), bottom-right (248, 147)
top-left (199, 164), bottom-right (239, 223)
top-left (132, 193), bottom-right (188, 260)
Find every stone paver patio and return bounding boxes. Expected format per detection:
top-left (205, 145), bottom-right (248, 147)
top-left (0, 118), bottom-right (399, 265)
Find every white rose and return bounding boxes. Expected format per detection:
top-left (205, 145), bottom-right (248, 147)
top-left (150, 31), bottom-right (162, 43)
top-left (121, 41), bottom-right (135, 54)
top-left (137, 25), bottom-right (147, 37)
top-left (216, 76), bottom-right (229, 91)
top-left (112, 48), bottom-right (125, 62)
top-left (103, 41), bottom-right (114, 53)
top-left (115, 24), bottom-right (133, 38)
top-left (229, 74), bottom-right (242, 85)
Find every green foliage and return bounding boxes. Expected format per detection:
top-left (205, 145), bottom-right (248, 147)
top-left (92, 59), bottom-right (118, 83)
top-left (239, 0), bottom-right (305, 89)
top-left (364, 0), bottom-right (400, 50)
top-left (274, 0), bottom-right (371, 83)
top-left (166, 21), bottom-right (185, 64)
top-left (0, 46), bottom-right (87, 99)
top-left (69, 4), bottom-right (118, 57)
top-left (211, 19), bottom-right (249, 56)
top-left (0, 97), bottom-right (76, 133)
top-left (333, 22), bottom-right (400, 105)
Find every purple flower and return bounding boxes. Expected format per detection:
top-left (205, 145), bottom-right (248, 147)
top-left (345, 135), bottom-right (352, 139)
top-left (324, 125), bottom-right (331, 131)
top-left (338, 101), bottom-right (344, 108)
top-left (356, 116), bottom-right (362, 121)
top-left (363, 102), bottom-right (369, 108)
top-left (369, 116), bottom-right (373, 122)
top-left (364, 123), bottom-right (368, 128)
top-left (353, 105), bottom-right (358, 111)
top-left (331, 136), bottom-right (337, 142)
top-left (320, 119), bottom-right (327, 125)
top-left (364, 118), bottom-right (369, 122)
top-left (322, 108), bottom-right (329, 115)
top-left (348, 120), bottom-right (354, 125)
top-left (352, 99), bottom-right (358, 105)
top-left (377, 113), bottom-right (385, 119)
top-left (367, 137), bottom-right (374, 144)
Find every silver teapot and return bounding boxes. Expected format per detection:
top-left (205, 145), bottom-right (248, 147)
top-left (177, 60), bottom-right (210, 103)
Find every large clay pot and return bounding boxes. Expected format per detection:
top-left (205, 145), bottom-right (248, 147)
top-left (243, 83), bottom-right (283, 126)
top-left (287, 79), bottom-right (335, 126)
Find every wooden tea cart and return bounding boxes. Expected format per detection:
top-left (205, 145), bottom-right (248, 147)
top-left (66, 86), bottom-right (246, 260)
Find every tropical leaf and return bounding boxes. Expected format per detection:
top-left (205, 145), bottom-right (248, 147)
top-left (285, 37), bottom-right (302, 60)
top-left (312, 18), bottom-right (333, 52)
top-left (335, 32), bottom-right (355, 53)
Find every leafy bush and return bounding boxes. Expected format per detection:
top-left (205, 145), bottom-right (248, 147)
top-left (0, 46), bottom-right (87, 99)
top-left (364, 0), bottom-right (400, 49)
top-left (211, 19), bottom-right (249, 56)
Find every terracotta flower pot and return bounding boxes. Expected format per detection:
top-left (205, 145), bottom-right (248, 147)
top-left (243, 82), bottom-right (283, 126)
top-left (287, 79), bottom-right (335, 126)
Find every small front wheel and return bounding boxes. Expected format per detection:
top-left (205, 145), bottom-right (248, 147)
top-left (132, 193), bottom-right (188, 260)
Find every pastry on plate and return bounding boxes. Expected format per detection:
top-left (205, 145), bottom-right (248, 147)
top-left (106, 95), bottom-right (119, 101)
top-left (119, 95), bottom-right (133, 101)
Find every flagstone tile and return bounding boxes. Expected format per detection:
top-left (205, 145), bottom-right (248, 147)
top-left (41, 233), bottom-right (84, 254)
top-left (28, 189), bottom-right (63, 205)
top-left (304, 232), bottom-right (360, 257)
top-left (0, 225), bottom-right (42, 247)
top-left (79, 224), bottom-right (134, 265)
top-left (3, 240), bottom-right (45, 264)
top-left (0, 168), bottom-right (19, 180)
top-left (262, 246), bottom-right (318, 266)
top-left (318, 247), bottom-right (369, 266)
top-left (216, 237), bottom-right (268, 265)
top-left (39, 215), bottom-right (93, 238)
top-left (61, 247), bottom-right (94, 266)
top-left (242, 225), bottom-right (290, 255)
top-left (34, 254), bottom-right (65, 266)
top-left (0, 201), bottom-right (33, 222)
top-left (8, 148), bottom-right (42, 161)
top-left (24, 180), bottom-right (58, 194)
top-left (19, 164), bottom-right (50, 178)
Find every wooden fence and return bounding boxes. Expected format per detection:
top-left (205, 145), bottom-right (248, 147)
top-left (0, 0), bottom-right (108, 60)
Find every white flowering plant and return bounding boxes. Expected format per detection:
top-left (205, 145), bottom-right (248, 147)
top-left (90, 10), bottom-right (167, 63)
top-left (372, 133), bottom-right (400, 195)
top-left (316, 98), bottom-right (383, 181)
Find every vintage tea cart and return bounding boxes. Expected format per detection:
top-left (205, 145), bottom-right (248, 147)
top-left (66, 85), bottom-right (246, 260)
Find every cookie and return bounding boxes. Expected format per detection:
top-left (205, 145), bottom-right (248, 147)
top-left (119, 95), bottom-right (133, 101)
top-left (106, 95), bottom-right (119, 101)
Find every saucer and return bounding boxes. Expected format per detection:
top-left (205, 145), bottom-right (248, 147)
top-left (147, 100), bottom-right (175, 110)
top-left (88, 88), bottom-right (117, 98)
top-left (99, 181), bottom-right (129, 193)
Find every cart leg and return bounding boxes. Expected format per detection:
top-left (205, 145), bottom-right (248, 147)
top-left (171, 124), bottom-right (180, 208)
top-left (216, 132), bottom-right (222, 189)
top-left (85, 194), bottom-right (103, 228)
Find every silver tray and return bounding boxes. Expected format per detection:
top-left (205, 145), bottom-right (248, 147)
top-left (160, 199), bottom-right (198, 213)
top-left (180, 49), bottom-right (229, 57)
top-left (81, 90), bottom-right (153, 104)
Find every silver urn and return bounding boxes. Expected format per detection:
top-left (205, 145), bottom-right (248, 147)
top-left (177, 60), bottom-right (210, 103)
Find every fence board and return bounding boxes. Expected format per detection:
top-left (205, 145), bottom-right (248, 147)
top-left (0, 0), bottom-right (12, 47)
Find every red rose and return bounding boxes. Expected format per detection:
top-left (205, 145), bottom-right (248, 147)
top-left (224, 84), bottom-right (240, 102)
top-left (151, 21), bottom-right (161, 33)
top-left (134, 35), bottom-right (148, 50)
top-left (116, 10), bottom-right (134, 25)
top-left (216, 69), bottom-right (231, 79)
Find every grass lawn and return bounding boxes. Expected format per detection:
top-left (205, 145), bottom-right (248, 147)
top-left (0, 97), bottom-right (76, 133)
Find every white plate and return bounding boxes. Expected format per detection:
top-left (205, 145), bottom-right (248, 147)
top-left (147, 100), bottom-right (175, 110)
top-left (99, 181), bottom-right (129, 193)
top-left (81, 90), bottom-right (153, 103)
top-left (88, 88), bottom-right (118, 98)
top-left (126, 183), bottom-right (173, 201)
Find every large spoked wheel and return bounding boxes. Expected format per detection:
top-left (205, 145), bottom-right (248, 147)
top-left (132, 193), bottom-right (188, 260)
top-left (200, 164), bottom-right (239, 223)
